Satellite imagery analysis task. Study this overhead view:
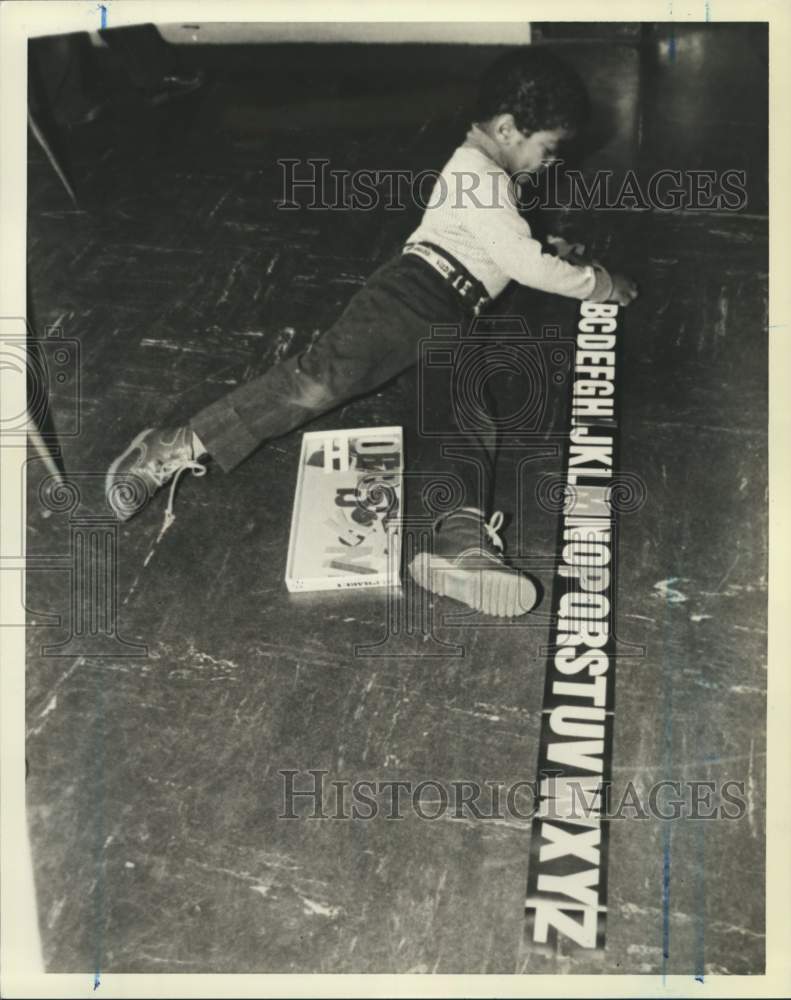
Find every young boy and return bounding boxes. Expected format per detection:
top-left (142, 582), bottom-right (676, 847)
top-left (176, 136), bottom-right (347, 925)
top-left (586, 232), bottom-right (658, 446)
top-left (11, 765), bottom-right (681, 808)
top-left (106, 47), bottom-right (638, 617)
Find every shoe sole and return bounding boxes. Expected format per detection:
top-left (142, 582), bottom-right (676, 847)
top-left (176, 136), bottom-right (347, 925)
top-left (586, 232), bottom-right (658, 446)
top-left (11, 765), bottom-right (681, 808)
top-left (105, 428), bottom-right (156, 521)
top-left (407, 552), bottom-right (537, 617)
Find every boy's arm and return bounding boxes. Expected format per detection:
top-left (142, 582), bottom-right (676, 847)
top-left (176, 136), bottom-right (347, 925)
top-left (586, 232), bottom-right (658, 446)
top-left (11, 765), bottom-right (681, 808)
top-left (460, 176), bottom-right (612, 301)
top-left (547, 235), bottom-right (640, 305)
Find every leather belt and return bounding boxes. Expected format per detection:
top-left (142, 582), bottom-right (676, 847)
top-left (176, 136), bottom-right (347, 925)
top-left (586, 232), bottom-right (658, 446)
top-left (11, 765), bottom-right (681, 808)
top-left (402, 242), bottom-right (490, 315)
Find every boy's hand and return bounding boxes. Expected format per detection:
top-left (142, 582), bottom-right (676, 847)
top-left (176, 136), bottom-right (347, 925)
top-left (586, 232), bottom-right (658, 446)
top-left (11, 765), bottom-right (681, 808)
top-left (609, 272), bottom-right (639, 306)
top-left (547, 234), bottom-right (587, 260)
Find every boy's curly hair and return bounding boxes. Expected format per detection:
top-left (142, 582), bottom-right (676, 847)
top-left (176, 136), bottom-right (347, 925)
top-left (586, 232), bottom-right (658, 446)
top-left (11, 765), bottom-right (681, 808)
top-left (475, 47), bottom-right (590, 136)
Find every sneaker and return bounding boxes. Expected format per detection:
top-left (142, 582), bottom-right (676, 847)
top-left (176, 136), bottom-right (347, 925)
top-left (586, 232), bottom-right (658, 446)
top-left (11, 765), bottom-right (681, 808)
top-left (407, 508), bottom-right (538, 617)
top-left (105, 426), bottom-right (206, 523)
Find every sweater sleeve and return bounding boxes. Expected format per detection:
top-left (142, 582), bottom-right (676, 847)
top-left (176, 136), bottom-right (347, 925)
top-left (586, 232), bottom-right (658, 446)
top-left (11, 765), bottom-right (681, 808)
top-left (458, 171), bottom-right (603, 301)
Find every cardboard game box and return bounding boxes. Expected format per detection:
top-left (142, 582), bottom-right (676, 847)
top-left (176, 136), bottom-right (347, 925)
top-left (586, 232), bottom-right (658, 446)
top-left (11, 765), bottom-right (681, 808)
top-left (285, 427), bottom-right (403, 592)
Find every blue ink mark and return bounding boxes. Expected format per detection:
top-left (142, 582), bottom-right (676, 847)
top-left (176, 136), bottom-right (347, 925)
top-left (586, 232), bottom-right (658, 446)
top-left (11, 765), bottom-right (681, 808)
top-left (662, 839), bottom-right (671, 963)
top-left (98, 4), bottom-right (107, 30)
top-left (668, 31), bottom-right (677, 64)
top-left (93, 671), bottom-right (106, 989)
top-left (660, 584), bottom-right (676, 983)
top-left (695, 819), bottom-right (706, 979)
top-left (704, 0), bottom-right (710, 21)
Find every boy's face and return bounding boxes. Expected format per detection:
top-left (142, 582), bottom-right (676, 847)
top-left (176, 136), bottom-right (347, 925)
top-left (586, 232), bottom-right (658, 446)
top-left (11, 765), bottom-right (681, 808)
top-left (489, 115), bottom-right (570, 175)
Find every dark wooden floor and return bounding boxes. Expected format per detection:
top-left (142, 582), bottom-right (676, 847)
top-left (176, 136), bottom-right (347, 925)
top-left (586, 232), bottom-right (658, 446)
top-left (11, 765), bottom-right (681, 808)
top-left (25, 25), bottom-right (767, 975)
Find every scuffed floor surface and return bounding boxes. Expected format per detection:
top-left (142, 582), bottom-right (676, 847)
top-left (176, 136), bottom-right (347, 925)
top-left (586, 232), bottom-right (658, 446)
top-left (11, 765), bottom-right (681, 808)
top-left (25, 26), bottom-right (766, 974)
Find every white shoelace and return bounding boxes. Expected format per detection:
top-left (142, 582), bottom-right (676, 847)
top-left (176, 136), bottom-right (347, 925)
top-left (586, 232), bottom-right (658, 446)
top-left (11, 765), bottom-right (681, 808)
top-left (158, 460), bottom-right (207, 540)
top-left (483, 510), bottom-right (505, 552)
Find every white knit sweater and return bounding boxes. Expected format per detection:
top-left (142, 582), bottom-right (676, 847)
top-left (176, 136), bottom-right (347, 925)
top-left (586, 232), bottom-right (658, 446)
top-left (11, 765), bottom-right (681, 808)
top-left (407, 127), bottom-right (611, 302)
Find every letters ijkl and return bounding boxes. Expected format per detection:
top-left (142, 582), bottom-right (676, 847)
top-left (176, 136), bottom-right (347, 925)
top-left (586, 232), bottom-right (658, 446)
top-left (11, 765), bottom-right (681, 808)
top-left (525, 302), bottom-right (621, 954)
